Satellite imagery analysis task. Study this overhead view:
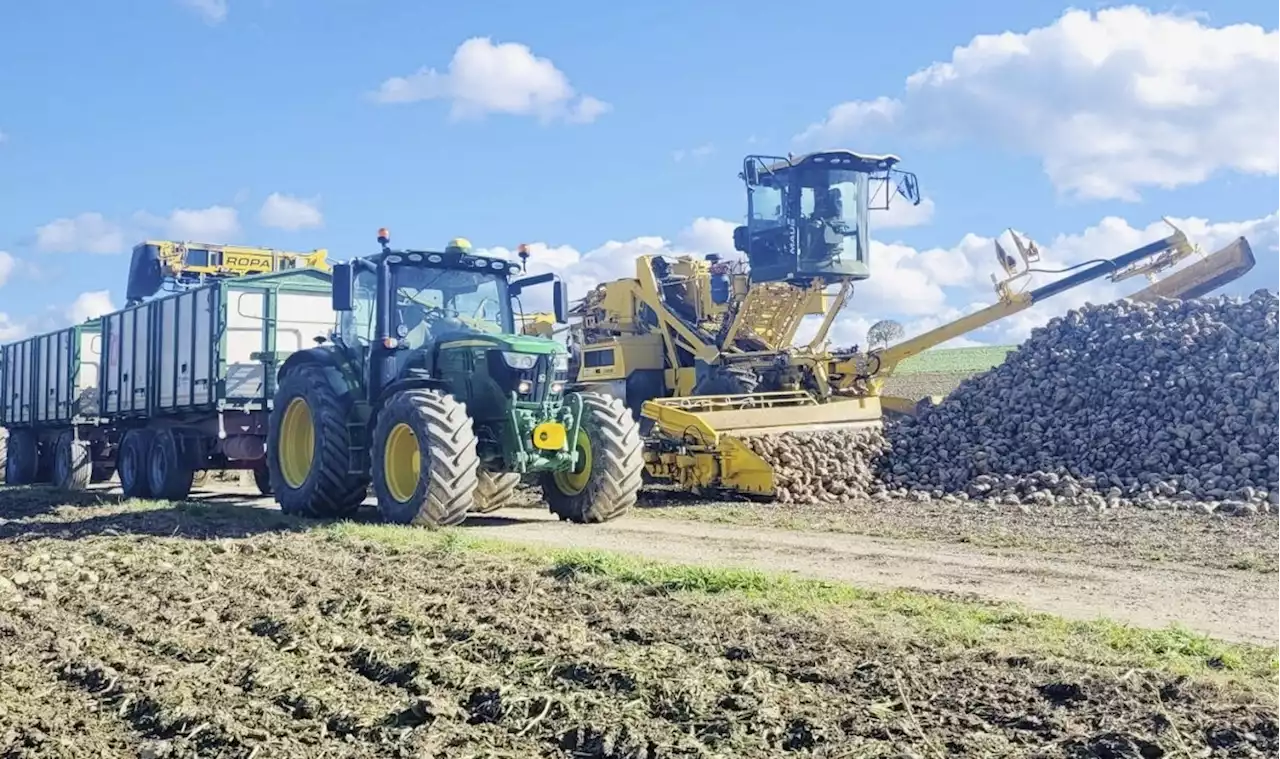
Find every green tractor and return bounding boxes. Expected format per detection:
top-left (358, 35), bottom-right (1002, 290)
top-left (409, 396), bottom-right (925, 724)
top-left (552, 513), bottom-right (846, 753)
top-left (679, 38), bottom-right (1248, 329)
top-left (265, 231), bottom-right (644, 527)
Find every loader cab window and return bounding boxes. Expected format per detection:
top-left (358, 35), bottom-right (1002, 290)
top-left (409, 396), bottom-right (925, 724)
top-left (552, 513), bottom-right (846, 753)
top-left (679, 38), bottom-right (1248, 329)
top-left (797, 168), bottom-right (868, 264)
top-left (747, 181), bottom-right (783, 228)
top-left (392, 266), bottom-right (513, 350)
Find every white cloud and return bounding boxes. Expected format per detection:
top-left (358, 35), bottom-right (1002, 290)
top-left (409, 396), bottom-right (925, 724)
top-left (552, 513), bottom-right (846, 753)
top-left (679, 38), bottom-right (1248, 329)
top-left (35, 213), bottom-right (125, 254)
top-left (676, 217), bottom-right (738, 257)
top-left (0, 251), bottom-right (14, 288)
top-left (796, 7), bottom-right (1279, 200)
top-left (0, 313), bottom-right (26, 342)
top-left (371, 37), bottom-right (610, 124)
top-left (66, 291), bottom-right (115, 325)
top-left (673, 144), bottom-right (715, 162)
top-left (259, 193), bottom-right (324, 231)
top-left (178, 0), bottom-right (227, 24)
top-left (873, 196), bottom-right (935, 229)
top-left (164, 206), bottom-right (240, 241)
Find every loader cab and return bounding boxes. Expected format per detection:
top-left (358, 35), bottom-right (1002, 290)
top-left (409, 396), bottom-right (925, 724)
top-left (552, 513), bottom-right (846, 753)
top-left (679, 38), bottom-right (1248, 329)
top-left (733, 150), bottom-right (920, 285)
top-left (329, 231), bottom-right (571, 420)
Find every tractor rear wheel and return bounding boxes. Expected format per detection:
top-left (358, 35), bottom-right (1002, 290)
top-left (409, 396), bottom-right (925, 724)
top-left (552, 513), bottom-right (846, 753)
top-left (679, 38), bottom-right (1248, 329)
top-left (268, 365), bottom-right (368, 518)
top-left (371, 389), bottom-right (478, 527)
top-left (53, 430), bottom-right (92, 491)
top-left (118, 429), bottom-right (154, 498)
top-left (540, 392), bottom-right (642, 524)
top-left (3, 428), bottom-right (38, 485)
top-left (473, 470), bottom-right (522, 514)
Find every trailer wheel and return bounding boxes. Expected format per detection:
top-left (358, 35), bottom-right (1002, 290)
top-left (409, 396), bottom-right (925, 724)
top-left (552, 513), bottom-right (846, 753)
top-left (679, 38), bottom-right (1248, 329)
top-left (540, 392), bottom-right (642, 524)
top-left (53, 430), bottom-right (92, 492)
top-left (371, 389), bottom-right (478, 527)
top-left (148, 429), bottom-right (194, 502)
top-left (268, 365), bottom-right (367, 518)
top-left (118, 429), bottom-right (155, 499)
top-left (252, 462), bottom-right (272, 496)
top-left (4, 428), bottom-right (40, 486)
top-left (472, 470), bottom-right (522, 514)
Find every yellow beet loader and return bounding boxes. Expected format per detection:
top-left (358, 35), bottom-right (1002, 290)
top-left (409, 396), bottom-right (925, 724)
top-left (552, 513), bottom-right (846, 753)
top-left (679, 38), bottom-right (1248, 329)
top-left (125, 239), bottom-right (331, 305)
top-left (566, 151), bottom-right (1258, 499)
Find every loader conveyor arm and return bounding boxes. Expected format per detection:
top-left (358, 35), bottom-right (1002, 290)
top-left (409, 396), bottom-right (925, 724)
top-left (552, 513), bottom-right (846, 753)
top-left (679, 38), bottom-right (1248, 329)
top-left (861, 228), bottom-right (1196, 383)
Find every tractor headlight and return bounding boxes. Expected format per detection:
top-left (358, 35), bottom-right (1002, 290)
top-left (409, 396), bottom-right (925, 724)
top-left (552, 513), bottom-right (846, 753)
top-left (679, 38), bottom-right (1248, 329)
top-left (501, 351), bottom-right (539, 370)
top-left (517, 379), bottom-right (534, 394)
top-left (551, 353), bottom-right (570, 371)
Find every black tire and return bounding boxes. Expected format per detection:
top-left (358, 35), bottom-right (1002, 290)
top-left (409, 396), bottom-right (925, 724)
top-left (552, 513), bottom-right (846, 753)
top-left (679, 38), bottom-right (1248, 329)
top-left (693, 364), bottom-right (760, 396)
top-left (3, 428), bottom-right (38, 485)
top-left (267, 365), bottom-right (367, 518)
top-left (53, 430), bottom-right (92, 491)
top-left (252, 462), bottom-right (272, 496)
top-left (118, 429), bottom-right (154, 498)
top-left (0, 427), bottom-right (7, 484)
top-left (147, 429), bottom-right (194, 502)
top-left (472, 470), bottom-right (521, 514)
top-left (371, 389), bottom-right (478, 527)
top-left (540, 392), bottom-right (643, 524)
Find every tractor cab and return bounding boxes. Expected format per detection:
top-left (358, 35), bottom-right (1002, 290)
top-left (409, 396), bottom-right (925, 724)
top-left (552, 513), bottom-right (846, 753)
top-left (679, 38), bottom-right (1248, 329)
top-left (329, 231), bottom-right (571, 436)
top-left (733, 150), bottom-right (920, 285)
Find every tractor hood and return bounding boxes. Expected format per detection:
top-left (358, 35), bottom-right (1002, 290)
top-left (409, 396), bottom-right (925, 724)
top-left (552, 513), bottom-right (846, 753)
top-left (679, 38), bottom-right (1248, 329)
top-left (436, 331), bottom-right (565, 355)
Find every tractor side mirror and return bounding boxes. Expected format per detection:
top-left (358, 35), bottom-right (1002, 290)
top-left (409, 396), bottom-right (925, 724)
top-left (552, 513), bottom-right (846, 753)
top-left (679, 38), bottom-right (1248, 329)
top-left (553, 280), bottom-right (569, 324)
top-left (331, 262), bottom-right (354, 311)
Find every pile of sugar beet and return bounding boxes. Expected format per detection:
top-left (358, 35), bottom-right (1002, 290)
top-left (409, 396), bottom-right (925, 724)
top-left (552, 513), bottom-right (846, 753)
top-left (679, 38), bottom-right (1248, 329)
top-left (745, 290), bottom-right (1279, 514)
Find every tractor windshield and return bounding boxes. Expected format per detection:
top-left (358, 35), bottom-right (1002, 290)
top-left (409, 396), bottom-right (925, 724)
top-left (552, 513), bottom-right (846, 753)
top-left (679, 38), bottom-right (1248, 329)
top-left (392, 266), bottom-right (513, 349)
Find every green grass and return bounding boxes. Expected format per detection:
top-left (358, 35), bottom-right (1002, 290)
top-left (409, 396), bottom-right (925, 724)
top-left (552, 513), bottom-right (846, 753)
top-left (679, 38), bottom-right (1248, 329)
top-left (324, 521), bottom-right (1279, 692)
top-left (893, 345), bottom-right (1016, 375)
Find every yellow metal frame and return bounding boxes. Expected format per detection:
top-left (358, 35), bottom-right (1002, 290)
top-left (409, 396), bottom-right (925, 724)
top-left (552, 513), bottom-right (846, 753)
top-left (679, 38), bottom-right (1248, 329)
top-left (142, 239), bottom-right (332, 282)
top-left (639, 392), bottom-right (882, 495)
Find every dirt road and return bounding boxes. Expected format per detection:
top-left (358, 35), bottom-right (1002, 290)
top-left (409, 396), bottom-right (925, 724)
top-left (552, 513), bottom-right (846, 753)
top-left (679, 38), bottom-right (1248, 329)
top-left (458, 507), bottom-right (1278, 645)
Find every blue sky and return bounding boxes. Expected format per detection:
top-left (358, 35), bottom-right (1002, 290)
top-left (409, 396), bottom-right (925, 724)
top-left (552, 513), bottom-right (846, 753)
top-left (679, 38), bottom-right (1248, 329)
top-left (0, 0), bottom-right (1276, 345)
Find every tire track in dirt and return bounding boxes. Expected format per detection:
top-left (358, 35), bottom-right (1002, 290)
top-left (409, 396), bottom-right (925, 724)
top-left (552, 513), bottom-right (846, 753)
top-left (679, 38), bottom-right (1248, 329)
top-left (85, 484), bottom-right (1280, 644)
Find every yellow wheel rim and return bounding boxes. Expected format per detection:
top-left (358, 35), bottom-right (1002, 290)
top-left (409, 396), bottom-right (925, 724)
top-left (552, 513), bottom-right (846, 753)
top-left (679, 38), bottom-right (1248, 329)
top-left (383, 423), bottom-right (421, 503)
top-left (279, 397), bottom-right (315, 489)
top-left (553, 430), bottom-right (592, 496)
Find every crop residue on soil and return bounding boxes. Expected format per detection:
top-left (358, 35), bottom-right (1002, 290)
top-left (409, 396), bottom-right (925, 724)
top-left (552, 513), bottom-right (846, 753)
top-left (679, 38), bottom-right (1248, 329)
top-left (1, 494), bottom-right (1277, 758)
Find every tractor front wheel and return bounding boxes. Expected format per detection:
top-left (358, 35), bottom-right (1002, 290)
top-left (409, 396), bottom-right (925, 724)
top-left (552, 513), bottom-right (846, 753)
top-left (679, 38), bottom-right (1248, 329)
top-left (371, 389), bottom-right (479, 527)
top-left (472, 470), bottom-right (522, 514)
top-left (267, 366), bottom-right (368, 518)
top-left (540, 392), bottom-right (643, 524)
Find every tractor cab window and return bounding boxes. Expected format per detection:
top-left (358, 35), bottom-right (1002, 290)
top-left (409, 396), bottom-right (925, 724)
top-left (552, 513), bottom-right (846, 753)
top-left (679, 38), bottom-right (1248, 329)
top-left (392, 266), bottom-right (512, 349)
top-left (338, 268), bottom-right (377, 346)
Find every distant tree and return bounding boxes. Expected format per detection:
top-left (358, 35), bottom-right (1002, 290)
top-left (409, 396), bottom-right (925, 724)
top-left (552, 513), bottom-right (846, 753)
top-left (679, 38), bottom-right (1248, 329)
top-left (866, 319), bottom-right (905, 350)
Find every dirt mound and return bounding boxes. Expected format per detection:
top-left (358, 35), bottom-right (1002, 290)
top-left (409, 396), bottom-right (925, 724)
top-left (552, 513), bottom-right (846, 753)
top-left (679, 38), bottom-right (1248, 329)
top-left (1, 496), bottom-right (1275, 757)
